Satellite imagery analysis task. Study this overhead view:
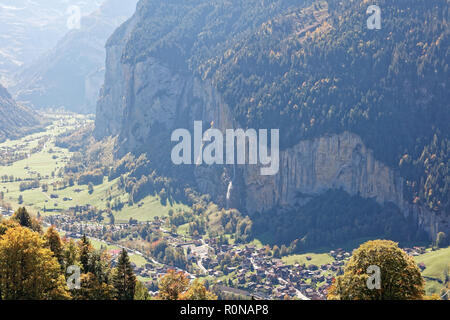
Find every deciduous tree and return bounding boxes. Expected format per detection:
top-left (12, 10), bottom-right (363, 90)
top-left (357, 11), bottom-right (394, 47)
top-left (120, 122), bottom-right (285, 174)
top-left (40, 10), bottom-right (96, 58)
top-left (158, 269), bottom-right (190, 300)
top-left (0, 227), bottom-right (70, 300)
top-left (328, 240), bottom-right (425, 300)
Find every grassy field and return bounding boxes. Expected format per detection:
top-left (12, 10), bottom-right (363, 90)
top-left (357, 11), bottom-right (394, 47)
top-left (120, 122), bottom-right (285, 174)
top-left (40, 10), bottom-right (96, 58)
top-left (282, 252), bottom-right (335, 266)
top-left (415, 246), bottom-right (450, 295)
top-left (0, 114), bottom-right (190, 223)
top-left (129, 254), bottom-right (148, 268)
top-left (90, 238), bottom-right (120, 252)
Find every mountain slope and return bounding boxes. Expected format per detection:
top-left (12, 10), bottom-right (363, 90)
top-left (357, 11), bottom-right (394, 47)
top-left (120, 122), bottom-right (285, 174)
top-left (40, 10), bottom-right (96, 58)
top-left (0, 0), bottom-right (101, 83)
top-left (10, 0), bottom-right (138, 113)
top-left (0, 84), bottom-right (41, 142)
top-left (94, 0), bottom-right (449, 242)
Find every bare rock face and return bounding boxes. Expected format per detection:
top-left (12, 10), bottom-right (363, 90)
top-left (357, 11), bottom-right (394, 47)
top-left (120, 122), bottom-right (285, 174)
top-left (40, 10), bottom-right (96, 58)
top-left (243, 132), bottom-right (449, 240)
top-left (244, 132), bottom-right (402, 213)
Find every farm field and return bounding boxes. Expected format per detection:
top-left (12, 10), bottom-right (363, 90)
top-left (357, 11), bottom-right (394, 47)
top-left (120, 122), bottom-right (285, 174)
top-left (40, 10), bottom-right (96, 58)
top-left (415, 247), bottom-right (450, 295)
top-left (0, 113), bottom-right (189, 223)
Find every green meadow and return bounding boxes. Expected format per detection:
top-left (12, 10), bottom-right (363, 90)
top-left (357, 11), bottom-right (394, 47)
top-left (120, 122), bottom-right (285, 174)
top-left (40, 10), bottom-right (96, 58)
top-left (0, 114), bottom-right (189, 222)
top-left (415, 247), bottom-right (450, 295)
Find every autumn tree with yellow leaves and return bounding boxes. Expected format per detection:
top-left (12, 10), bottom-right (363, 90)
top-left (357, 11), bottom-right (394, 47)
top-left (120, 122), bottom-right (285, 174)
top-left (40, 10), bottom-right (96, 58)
top-left (0, 207), bottom-right (142, 300)
top-left (0, 226), bottom-right (71, 300)
top-left (327, 240), bottom-right (425, 300)
top-left (158, 269), bottom-right (217, 300)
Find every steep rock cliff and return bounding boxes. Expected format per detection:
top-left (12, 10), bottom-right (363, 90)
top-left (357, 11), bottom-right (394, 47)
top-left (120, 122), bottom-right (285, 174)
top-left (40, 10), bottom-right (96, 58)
top-left (244, 131), bottom-right (449, 240)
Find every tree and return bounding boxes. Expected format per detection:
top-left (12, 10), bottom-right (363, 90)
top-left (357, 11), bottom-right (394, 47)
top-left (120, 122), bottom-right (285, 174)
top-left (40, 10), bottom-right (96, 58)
top-left (88, 182), bottom-right (94, 195)
top-left (436, 232), bottom-right (448, 248)
top-left (273, 245), bottom-right (281, 258)
top-left (113, 249), bottom-right (136, 300)
top-left (0, 219), bottom-right (19, 236)
top-left (18, 195), bottom-right (24, 204)
top-left (328, 240), bottom-right (425, 300)
top-left (62, 238), bottom-right (79, 268)
top-left (0, 227), bottom-right (70, 300)
top-left (180, 279), bottom-right (217, 300)
top-left (79, 235), bottom-right (93, 273)
top-left (134, 281), bottom-right (151, 300)
top-left (159, 188), bottom-right (168, 205)
top-left (44, 226), bottom-right (64, 268)
top-left (158, 269), bottom-right (190, 300)
top-left (72, 272), bottom-right (115, 300)
top-left (12, 207), bottom-right (32, 229)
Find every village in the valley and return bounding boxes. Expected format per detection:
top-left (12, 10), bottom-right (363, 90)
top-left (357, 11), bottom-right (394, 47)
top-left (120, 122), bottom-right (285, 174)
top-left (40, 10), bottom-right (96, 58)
top-left (0, 207), bottom-right (427, 301)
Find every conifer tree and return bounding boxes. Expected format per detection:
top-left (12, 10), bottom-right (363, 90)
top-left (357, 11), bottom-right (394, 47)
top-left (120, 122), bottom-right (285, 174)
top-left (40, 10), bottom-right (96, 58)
top-left (113, 249), bottom-right (136, 300)
top-left (79, 235), bottom-right (92, 273)
top-left (12, 207), bottom-right (32, 229)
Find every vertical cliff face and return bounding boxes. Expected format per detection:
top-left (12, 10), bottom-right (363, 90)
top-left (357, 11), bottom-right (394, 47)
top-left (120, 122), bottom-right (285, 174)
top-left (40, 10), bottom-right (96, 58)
top-left (94, 0), bottom-right (449, 240)
top-left (244, 132), bottom-right (398, 213)
top-left (243, 132), bottom-right (449, 240)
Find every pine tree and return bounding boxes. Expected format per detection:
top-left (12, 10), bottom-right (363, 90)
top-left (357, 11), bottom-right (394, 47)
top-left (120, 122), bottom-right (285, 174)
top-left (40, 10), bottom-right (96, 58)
top-left (113, 249), bottom-right (136, 300)
top-left (79, 235), bottom-right (92, 273)
top-left (12, 207), bottom-right (32, 229)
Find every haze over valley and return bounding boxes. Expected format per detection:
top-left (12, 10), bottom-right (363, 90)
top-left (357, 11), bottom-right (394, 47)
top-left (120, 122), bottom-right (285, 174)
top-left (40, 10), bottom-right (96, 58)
top-left (0, 0), bottom-right (448, 301)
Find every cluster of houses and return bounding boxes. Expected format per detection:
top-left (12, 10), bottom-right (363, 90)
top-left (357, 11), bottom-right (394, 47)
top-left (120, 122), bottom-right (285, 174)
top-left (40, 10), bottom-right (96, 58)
top-left (48, 211), bottom-right (349, 300)
top-left (195, 241), bottom-right (351, 300)
top-left (42, 213), bottom-right (431, 301)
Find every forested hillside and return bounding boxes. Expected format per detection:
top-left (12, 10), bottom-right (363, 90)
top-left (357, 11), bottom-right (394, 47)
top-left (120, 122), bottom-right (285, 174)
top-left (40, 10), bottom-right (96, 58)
top-left (0, 84), bottom-right (41, 142)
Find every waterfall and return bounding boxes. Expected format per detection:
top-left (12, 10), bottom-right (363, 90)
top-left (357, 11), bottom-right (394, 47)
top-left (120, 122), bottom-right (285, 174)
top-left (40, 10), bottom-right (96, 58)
top-left (226, 181), bottom-right (233, 209)
top-left (226, 164), bottom-right (236, 209)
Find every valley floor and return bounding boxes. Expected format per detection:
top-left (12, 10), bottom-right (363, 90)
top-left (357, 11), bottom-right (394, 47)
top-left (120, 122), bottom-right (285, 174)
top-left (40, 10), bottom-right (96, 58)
top-left (0, 113), bottom-right (448, 299)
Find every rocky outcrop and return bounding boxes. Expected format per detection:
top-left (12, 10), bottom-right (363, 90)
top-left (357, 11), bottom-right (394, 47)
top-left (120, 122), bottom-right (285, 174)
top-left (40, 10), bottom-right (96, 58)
top-left (244, 132), bottom-right (449, 240)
